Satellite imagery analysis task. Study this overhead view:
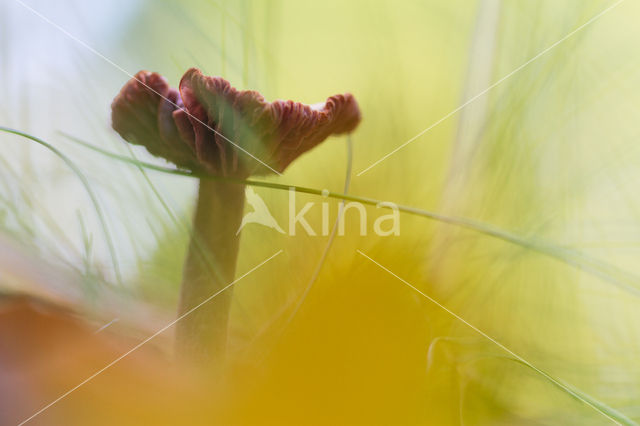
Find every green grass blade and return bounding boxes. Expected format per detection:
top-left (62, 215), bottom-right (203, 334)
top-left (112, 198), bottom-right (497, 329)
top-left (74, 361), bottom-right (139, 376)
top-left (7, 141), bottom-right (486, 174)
top-left (57, 130), bottom-right (640, 298)
top-left (0, 126), bottom-right (122, 286)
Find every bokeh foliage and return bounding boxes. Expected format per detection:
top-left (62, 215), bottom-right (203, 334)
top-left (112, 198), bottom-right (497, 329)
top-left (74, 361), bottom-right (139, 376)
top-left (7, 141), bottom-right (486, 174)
top-left (1, 0), bottom-right (640, 423)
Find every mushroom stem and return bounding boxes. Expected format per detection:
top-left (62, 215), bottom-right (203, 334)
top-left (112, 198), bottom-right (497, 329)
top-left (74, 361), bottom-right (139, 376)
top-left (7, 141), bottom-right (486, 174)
top-left (175, 179), bottom-right (246, 367)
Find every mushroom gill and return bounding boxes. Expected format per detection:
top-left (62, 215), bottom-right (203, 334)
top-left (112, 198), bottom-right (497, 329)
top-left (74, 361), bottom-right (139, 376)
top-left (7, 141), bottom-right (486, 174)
top-left (112, 68), bottom-right (361, 177)
top-left (111, 68), bottom-right (361, 368)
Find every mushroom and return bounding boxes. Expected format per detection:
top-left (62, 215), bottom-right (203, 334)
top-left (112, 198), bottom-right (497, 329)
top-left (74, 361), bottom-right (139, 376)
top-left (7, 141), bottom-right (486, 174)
top-left (111, 68), bottom-right (361, 367)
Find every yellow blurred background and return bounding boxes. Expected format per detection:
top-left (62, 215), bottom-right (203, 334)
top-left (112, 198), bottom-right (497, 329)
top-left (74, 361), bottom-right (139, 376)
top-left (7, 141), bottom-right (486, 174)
top-left (1, 0), bottom-right (640, 424)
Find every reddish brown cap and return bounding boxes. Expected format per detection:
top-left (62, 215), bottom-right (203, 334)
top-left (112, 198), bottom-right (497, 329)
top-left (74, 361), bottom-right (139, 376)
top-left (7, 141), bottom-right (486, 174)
top-left (111, 68), bottom-right (361, 177)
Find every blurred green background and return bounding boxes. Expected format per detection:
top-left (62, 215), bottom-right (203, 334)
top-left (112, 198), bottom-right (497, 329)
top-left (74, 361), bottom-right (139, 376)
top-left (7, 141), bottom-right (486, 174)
top-left (2, 0), bottom-right (640, 424)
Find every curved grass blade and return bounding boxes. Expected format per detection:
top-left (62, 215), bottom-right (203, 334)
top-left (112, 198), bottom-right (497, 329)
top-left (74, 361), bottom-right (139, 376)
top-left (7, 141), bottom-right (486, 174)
top-left (499, 356), bottom-right (636, 425)
top-left (57, 130), bottom-right (640, 297)
top-left (0, 126), bottom-right (122, 286)
top-left (6, 127), bottom-right (637, 422)
top-left (284, 134), bottom-right (354, 326)
top-left (121, 143), bottom-right (230, 302)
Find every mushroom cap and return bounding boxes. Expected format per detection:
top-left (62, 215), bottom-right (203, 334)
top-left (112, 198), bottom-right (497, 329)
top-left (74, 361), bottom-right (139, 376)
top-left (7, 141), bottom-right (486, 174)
top-left (111, 68), bottom-right (361, 177)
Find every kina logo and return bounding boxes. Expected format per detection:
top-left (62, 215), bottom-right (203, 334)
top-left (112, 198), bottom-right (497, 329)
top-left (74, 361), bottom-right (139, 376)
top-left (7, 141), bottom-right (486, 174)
top-left (236, 187), bottom-right (285, 235)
